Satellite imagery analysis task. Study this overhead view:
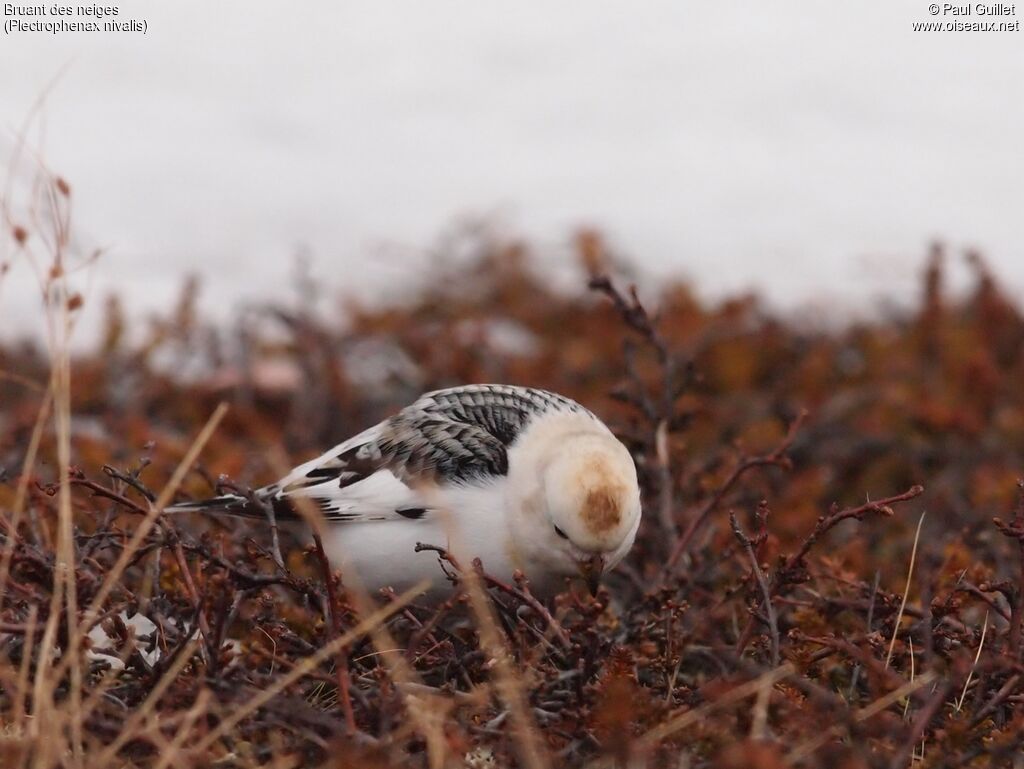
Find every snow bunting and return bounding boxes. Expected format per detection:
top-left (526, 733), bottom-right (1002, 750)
top-left (169, 384), bottom-right (642, 597)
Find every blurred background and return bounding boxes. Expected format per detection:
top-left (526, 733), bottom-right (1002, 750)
top-left (2, 0), bottom-right (1023, 339)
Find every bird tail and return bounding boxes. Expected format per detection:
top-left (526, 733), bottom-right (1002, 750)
top-left (165, 494), bottom-right (264, 518)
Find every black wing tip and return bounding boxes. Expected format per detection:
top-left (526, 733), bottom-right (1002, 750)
top-left (395, 506), bottom-right (428, 520)
top-left (167, 494), bottom-right (295, 520)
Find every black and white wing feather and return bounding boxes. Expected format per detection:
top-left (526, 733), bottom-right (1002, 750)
top-left (169, 385), bottom-right (590, 523)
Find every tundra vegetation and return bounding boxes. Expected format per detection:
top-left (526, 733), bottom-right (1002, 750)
top-left (1, 172), bottom-right (1023, 768)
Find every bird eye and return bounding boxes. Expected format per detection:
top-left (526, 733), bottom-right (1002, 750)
top-left (553, 525), bottom-right (569, 540)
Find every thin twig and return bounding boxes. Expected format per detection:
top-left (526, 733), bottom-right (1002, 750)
top-left (665, 410), bottom-right (807, 573)
top-left (736, 484), bottom-right (924, 654)
top-left (311, 531), bottom-right (357, 734)
top-left (730, 507), bottom-right (779, 666)
top-left (885, 511), bottom-right (927, 669)
top-left (992, 480), bottom-right (1024, 657)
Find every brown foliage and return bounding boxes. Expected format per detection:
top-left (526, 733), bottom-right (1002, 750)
top-left (2, 231), bottom-right (1024, 768)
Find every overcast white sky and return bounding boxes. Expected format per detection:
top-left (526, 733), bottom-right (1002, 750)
top-left (2, 1), bottom-right (1023, 338)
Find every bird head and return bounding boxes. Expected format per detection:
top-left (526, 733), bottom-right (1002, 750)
top-left (541, 433), bottom-right (642, 593)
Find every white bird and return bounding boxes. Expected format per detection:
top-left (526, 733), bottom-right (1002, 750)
top-left (169, 384), bottom-right (642, 597)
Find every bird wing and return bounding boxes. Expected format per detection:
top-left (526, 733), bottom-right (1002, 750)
top-left (412, 384), bottom-right (588, 445)
top-left (270, 408), bottom-right (510, 522)
top-left (170, 385), bottom-right (588, 524)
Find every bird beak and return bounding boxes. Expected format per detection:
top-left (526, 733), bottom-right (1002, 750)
top-left (577, 554), bottom-right (605, 596)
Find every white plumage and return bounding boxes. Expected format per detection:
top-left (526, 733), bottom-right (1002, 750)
top-left (169, 385), bottom-right (642, 597)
